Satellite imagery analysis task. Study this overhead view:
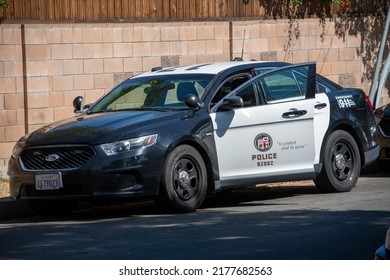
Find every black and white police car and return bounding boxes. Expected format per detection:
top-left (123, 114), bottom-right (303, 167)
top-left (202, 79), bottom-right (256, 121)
top-left (8, 61), bottom-right (379, 214)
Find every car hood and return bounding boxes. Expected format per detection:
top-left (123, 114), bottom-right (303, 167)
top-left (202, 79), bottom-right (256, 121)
top-left (25, 110), bottom-right (187, 146)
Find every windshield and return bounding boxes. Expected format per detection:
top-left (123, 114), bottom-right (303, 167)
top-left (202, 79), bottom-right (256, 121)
top-left (90, 74), bottom-right (214, 113)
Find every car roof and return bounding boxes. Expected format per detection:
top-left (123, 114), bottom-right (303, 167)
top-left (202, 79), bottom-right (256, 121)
top-left (136, 61), bottom-right (290, 77)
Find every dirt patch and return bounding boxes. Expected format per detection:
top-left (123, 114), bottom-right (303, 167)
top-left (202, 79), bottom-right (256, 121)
top-left (258, 180), bottom-right (313, 187)
top-left (0, 180), bottom-right (10, 198)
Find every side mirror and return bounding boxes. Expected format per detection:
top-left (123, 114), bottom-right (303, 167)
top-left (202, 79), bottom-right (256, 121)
top-left (73, 96), bottom-right (84, 113)
top-left (184, 94), bottom-right (203, 109)
top-left (219, 96), bottom-right (244, 111)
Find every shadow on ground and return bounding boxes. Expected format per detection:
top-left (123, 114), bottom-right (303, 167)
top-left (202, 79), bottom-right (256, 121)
top-left (0, 183), bottom-right (388, 260)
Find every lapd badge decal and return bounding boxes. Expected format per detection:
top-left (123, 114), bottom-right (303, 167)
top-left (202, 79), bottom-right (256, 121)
top-left (254, 133), bottom-right (272, 152)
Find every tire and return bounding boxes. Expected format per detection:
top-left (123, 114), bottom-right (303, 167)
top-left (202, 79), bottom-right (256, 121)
top-left (28, 200), bottom-right (78, 215)
top-left (314, 130), bottom-right (361, 192)
top-left (159, 145), bottom-right (207, 213)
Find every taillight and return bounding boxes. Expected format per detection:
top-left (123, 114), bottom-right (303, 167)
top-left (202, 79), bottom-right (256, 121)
top-left (365, 95), bottom-right (373, 111)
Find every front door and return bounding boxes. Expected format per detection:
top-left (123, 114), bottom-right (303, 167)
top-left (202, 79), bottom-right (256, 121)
top-left (210, 63), bottom-right (318, 187)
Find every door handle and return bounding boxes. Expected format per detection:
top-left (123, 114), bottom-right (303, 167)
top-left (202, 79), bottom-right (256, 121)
top-left (282, 109), bottom-right (307, 119)
top-left (314, 103), bottom-right (327, 109)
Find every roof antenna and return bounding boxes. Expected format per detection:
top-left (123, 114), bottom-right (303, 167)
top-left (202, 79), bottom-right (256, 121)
top-left (233, 29), bottom-right (246, 61)
top-left (241, 29), bottom-right (246, 60)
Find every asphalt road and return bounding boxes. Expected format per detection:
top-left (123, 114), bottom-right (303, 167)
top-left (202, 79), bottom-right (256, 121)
top-left (0, 174), bottom-right (389, 260)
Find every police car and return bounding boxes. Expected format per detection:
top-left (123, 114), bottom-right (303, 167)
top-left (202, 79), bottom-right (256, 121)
top-left (8, 61), bottom-right (379, 214)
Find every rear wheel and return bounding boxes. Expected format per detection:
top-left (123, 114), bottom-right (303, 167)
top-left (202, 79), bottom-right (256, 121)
top-left (315, 130), bottom-right (361, 192)
top-left (159, 145), bottom-right (207, 213)
top-left (28, 200), bottom-right (78, 215)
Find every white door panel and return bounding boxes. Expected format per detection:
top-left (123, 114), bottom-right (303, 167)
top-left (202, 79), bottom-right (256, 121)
top-left (211, 62), bottom-right (319, 185)
top-left (211, 99), bottom-right (316, 182)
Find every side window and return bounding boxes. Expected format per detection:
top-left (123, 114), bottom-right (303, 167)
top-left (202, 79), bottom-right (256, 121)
top-left (234, 83), bottom-right (259, 107)
top-left (259, 67), bottom-right (308, 103)
top-left (211, 75), bottom-right (250, 107)
top-left (315, 82), bottom-right (330, 93)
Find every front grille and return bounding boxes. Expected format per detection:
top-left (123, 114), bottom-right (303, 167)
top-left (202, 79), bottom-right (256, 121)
top-left (379, 119), bottom-right (390, 137)
top-left (20, 145), bottom-right (95, 171)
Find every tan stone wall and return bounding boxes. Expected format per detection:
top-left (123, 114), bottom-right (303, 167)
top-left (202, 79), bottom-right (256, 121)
top-left (0, 18), bottom-right (388, 178)
top-left (0, 24), bottom-right (24, 178)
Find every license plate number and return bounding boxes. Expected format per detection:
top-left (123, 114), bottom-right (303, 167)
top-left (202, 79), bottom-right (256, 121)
top-left (35, 173), bottom-right (63, 190)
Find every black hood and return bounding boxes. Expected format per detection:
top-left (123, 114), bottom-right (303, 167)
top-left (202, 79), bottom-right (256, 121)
top-left (25, 110), bottom-right (187, 146)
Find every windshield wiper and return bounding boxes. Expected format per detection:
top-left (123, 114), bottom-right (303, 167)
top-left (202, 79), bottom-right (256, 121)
top-left (87, 109), bottom-right (112, 114)
top-left (134, 107), bottom-right (174, 112)
top-left (90, 107), bottom-right (183, 114)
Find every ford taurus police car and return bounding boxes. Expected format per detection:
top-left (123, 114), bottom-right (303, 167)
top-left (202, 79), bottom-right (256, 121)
top-left (8, 61), bottom-right (379, 214)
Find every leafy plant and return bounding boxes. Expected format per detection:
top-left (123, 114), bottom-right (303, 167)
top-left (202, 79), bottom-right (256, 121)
top-left (292, 0), bottom-right (346, 5)
top-left (0, 0), bottom-right (9, 16)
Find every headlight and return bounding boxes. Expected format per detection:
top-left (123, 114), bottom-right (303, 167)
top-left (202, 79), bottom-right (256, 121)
top-left (12, 134), bottom-right (30, 158)
top-left (100, 134), bottom-right (158, 156)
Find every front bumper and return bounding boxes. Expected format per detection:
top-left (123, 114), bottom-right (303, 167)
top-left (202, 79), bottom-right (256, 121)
top-left (8, 144), bottom-right (165, 200)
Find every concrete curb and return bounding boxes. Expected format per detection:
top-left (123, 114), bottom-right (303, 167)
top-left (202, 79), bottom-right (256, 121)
top-left (0, 198), bottom-right (34, 221)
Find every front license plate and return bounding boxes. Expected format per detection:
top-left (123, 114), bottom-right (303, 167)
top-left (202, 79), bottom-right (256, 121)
top-left (35, 173), bottom-right (63, 190)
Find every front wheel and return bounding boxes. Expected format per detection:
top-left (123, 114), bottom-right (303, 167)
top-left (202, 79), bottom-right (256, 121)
top-left (159, 145), bottom-right (207, 213)
top-left (314, 130), bottom-right (361, 192)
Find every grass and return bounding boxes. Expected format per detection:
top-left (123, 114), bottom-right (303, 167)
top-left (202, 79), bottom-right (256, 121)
top-left (0, 180), bottom-right (10, 198)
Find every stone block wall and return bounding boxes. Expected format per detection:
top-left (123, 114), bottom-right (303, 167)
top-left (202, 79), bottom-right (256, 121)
top-left (0, 18), bottom-right (388, 178)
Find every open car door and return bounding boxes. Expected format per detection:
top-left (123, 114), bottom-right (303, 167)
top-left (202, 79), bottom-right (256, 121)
top-left (210, 62), bottom-right (319, 187)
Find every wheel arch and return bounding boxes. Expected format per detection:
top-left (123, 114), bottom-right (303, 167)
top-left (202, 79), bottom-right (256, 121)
top-left (179, 140), bottom-right (216, 193)
top-left (320, 122), bottom-right (365, 167)
top-left (160, 139), bottom-right (216, 194)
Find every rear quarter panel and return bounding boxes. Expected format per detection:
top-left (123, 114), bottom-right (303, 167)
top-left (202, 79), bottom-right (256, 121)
top-left (326, 88), bottom-right (378, 164)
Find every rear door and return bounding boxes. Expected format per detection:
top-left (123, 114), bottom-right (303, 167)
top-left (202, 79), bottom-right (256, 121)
top-left (210, 63), bottom-right (319, 187)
